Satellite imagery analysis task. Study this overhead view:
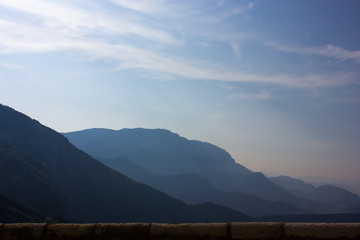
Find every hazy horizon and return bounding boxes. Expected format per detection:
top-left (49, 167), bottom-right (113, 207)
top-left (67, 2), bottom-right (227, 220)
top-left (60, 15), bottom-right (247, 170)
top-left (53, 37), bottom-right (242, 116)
top-left (1, 0), bottom-right (359, 181)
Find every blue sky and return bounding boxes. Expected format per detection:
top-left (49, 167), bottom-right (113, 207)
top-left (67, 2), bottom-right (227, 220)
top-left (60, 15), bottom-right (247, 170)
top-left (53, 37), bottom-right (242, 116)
top-left (1, 0), bottom-right (359, 180)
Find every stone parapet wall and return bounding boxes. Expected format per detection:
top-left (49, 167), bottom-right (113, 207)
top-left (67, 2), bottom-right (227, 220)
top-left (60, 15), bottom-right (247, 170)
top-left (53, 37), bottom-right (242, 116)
top-left (1, 222), bottom-right (360, 240)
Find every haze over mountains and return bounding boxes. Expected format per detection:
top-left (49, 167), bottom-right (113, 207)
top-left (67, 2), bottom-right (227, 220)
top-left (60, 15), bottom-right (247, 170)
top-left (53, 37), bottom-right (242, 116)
top-left (1, 103), bottom-right (360, 223)
top-left (64, 128), bottom-right (360, 217)
top-left (270, 176), bottom-right (360, 213)
top-left (97, 156), bottom-right (310, 217)
top-left (298, 176), bottom-right (360, 196)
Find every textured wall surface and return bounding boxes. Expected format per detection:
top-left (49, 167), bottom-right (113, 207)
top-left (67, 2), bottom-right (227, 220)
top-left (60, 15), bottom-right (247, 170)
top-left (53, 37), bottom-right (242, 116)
top-left (1, 222), bottom-right (360, 240)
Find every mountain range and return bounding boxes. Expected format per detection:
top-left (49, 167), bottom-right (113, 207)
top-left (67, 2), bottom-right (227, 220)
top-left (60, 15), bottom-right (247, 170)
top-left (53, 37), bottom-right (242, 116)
top-left (270, 175), bottom-right (360, 213)
top-left (0, 104), bottom-right (250, 223)
top-left (64, 128), bottom-right (360, 217)
top-left (97, 156), bottom-right (310, 217)
top-left (1, 103), bottom-right (360, 223)
top-left (299, 176), bottom-right (360, 196)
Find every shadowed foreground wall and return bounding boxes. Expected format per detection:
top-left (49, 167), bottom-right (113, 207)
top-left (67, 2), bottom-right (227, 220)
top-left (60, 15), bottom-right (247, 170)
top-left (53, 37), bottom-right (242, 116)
top-left (1, 222), bottom-right (360, 240)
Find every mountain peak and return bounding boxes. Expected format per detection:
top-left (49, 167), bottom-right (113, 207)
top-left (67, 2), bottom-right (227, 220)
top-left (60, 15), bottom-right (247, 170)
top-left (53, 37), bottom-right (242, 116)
top-left (64, 128), bottom-right (252, 176)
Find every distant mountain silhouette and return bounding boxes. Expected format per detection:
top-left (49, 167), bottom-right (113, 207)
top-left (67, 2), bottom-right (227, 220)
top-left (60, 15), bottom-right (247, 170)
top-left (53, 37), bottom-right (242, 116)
top-left (271, 175), bottom-right (360, 213)
top-left (299, 176), bottom-right (360, 196)
top-left (63, 129), bottom-right (286, 196)
top-left (64, 128), bottom-right (252, 178)
top-left (270, 175), bottom-right (316, 193)
top-left (64, 128), bottom-right (340, 215)
top-left (99, 156), bottom-right (312, 217)
top-left (0, 104), bottom-right (250, 223)
top-left (258, 213), bottom-right (360, 223)
top-left (306, 185), bottom-right (360, 212)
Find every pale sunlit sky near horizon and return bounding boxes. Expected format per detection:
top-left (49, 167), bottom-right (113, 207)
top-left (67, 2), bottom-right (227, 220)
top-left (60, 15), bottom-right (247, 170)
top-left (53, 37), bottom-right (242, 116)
top-left (0, 0), bottom-right (360, 181)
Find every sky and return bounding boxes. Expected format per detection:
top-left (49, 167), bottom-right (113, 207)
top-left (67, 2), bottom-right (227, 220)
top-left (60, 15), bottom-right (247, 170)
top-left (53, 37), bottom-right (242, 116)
top-left (0, 0), bottom-right (360, 181)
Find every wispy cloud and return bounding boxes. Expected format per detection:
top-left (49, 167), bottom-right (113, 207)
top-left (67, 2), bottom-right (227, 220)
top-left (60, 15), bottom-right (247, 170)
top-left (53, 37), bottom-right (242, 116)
top-left (0, 0), bottom-right (179, 45)
top-left (110, 0), bottom-right (173, 15)
top-left (109, 0), bottom-right (208, 20)
top-left (229, 2), bottom-right (256, 16)
top-left (212, 1), bottom-right (256, 22)
top-left (0, 61), bottom-right (23, 70)
top-left (0, 0), bottom-right (358, 89)
top-left (228, 89), bottom-right (271, 100)
top-left (269, 43), bottom-right (360, 63)
top-left (231, 43), bottom-right (241, 58)
top-left (110, 0), bottom-right (255, 16)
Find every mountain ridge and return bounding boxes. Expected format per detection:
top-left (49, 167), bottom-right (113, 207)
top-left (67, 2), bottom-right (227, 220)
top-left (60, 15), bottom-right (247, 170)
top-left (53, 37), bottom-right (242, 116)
top-left (271, 175), bottom-right (360, 213)
top-left (64, 128), bottom-right (252, 177)
top-left (99, 156), bottom-right (312, 217)
top-left (0, 104), bottom-right (250, 223)
top-left (64, 127), bottom-right (345, 215)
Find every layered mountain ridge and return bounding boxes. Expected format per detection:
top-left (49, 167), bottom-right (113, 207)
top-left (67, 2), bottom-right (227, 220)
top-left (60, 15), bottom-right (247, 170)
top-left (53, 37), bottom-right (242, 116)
top-left (1, 103), bottom-right (359, 223)
top-left (271, 175), bottom-right (360, 213)
top-left (0, 104), bottom-right (250, 223)
top-left (64, 128), bottom-right (360, 217)
top-left (99, 156), bottom-right (311, 217)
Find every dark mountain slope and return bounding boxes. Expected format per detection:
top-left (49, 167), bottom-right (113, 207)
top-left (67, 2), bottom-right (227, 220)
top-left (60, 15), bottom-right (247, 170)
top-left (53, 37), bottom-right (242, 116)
top-left (0, 139), bottom-right (68, 218)
top-left (0, 104), bottom-right (250, 223)
top-left (0, 191), bottom-right (46, 223)
top-left (100, 156), bottom-right (312, 217)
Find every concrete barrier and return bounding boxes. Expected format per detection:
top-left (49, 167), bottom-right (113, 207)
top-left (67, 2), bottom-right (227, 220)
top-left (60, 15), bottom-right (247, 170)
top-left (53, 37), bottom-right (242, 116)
top-left (0, 222), bottom-right (359, 240)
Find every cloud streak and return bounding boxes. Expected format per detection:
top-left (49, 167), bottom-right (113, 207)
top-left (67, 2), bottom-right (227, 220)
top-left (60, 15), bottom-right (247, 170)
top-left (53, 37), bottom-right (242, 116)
top-left (0, 61), bottom-right (23, 70)
top-left (269, 43), bottom-right (360, 63)
top-left (0, 0), bottom-right (179, 45)
top-left (228, 89), bottom-right (271, 100)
